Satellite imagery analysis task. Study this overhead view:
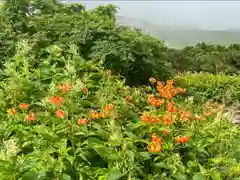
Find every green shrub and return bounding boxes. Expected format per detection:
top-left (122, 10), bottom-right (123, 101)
top-left (174, 72), bottom-right (240, 105)
top-left (168, 43), bottom-right (240, 75)
top-left (0, 1), bottom-right (172, 85)
top-left (0, 45), bottom-right (240, 179)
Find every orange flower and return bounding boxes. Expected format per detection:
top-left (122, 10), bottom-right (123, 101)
top-left (148, 96), bottom-right (164, 107)
top-left (104, 104), bottom-right (114, 112)
top-left (58, 81), bottom-right (72, 94)
top-left (148, 132), bottom-right (162, 152)
top-left (7, 108), bottom-right (17, 115)
top-left (180, 111), bottom-right (191, 121)
top-left (25, 113), bottom-right (36, 121)
top-left (90, 110), bottom-right (103, 120)
top-left (163, 114), bottom-right (174, 125)
top-left (140, 115), bottom-right (160, 123)
top-left (49, 96), bottom-right (64, 107)
top-left (203, 111), bottom-right (212, 117)
top-left (149, 77), bottom-right (157, 84)
top-left (175, 136), bottom-right (190, 144)
top-left (175, 136), bottom-right (182, 144)
top-left (19, 103), bottom-right (29, 110)
top-left (56, 109), bottom-right (64, 118)
top-left (77, 118), bottom-right (89, 125)
top-left (194, 113), bottom-right (202, 120)
top-left (83, 87), bottom-right (88, 94)
top-left (162, 129), bottom-right (169, 135)
top-left (166, 102), bottom-right (177, 113)
top-left (152, 133), bottom-right (162, 144)
top-left (182, 136), bottom-right (190, 143)
top-left (148, 143), bottom-right (161, 152)
top-left (156, 80), bottom-right (186, 99)
top-left (125, 96), bottom-right (133, 102)
top-left (140, 115), bottom-right (149, 123)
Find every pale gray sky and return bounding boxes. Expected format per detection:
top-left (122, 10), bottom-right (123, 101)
top-left (63, 1), bottom-right (240, 30)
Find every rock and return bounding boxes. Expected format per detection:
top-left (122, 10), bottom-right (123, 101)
top-left (232, 110), bottom-right (240, 124)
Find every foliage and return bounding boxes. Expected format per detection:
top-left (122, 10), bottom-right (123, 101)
top-left (0, 0), bottom-right (171, 85)
top-left (169, 43), bottom-right (240, 75)
top-left (0, 1), bottom-right (240, 179)
top-left (1, 1), bottom-right (240, 85)
top-left (0, 43), bottom-right (239, 179)
top-left (174, 72), bottom-right (240, 105)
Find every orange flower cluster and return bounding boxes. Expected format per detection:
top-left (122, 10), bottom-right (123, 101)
top-left (83, 87), bottom-right (88, 94)
top-left (7, 108), bottom-right (17, 115)
top-left (194, 113), bottom-right (203, 120)
top-left (203, 111), bottom-right (212, 117)
top-left (49, 96), bottom-right (64, 107)
top-left (56, 109), bottom-right (64, 118)
top-left (24, 113), bottom-right (36, 121)
top-left (104, 104), bottom-right (114, 112)
top-left (19, 103), bottom-right (29, 110)
top-left (157, 80), bottom-right (186, 99)
top-left (180, 111), bottom-right (191, 121)
top-left (148, 132), bottom-right (162, 152)
top-left (175, 136), bottom-right (190, 144)
top-left (162, 129), bottom-right (169, 135)
top-left (163, 114), bottom-right (176, 125)
top-left (125, 96), bottom-right (133, 102)
top-left (148, 96), bottom-right (164, 107)
top-left (77, 118), bottom-right (89, 125)
top-left (166, 101), bottom-right (177, 113)
top-left (140, 115), bottom-right (160, 123)
top-left (90, 110), bottom-right (105, 120)
top-left (140, 114), bottom-right (177, 125)
top-left (8, 104), bottom-right (36, 122)
top-left (90, 104), bottom-right (115, 120)
top-left (8, 103), bottom-right (30, 115)
top-left (58, 81), bottom-right (72, 94)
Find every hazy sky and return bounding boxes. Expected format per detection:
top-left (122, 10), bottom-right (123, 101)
top-left (64, 1), bottom-right (240, 30)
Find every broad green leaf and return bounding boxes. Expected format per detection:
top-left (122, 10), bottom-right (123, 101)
top-left (107, 171), bottom-right (126, 180)
top-left (60, 173), bottom-right (72, 180)
top-left (21, 172), bottom-right (47, 180)
top-left (192, 173), bottom-right (205, 180)
top-left (173, 173), bottom-right (187, 180)
top-left (155, 162), bottom-right (170, 169)
top-left (210, 171), bottom-right (221, 180)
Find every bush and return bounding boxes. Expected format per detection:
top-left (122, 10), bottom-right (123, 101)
top-left (0, 1), bottom-right (172, 85)
top-left (0, 45), bottom-right (239, 179)
top-left (169, 43), bottom-right (240, 75)
top-left (174, 72), bottom-right (240, 105)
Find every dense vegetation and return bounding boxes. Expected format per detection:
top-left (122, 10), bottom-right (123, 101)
top-left (0, 1), bottom-right (239, 179)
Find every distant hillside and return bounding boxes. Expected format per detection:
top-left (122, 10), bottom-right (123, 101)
top-left (116, 16), bottom-right (240, 49)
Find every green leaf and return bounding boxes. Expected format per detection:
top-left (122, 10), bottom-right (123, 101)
top-left (198, 164), bottom-right (207, 174)
top-left (124, 131), bottom-right (138, 140)
top-left (22, 172), bottom-right (47, 180)
top-left (107, 171), bottom-right (126, 180)
top-left (139, 152), bottom-right (151, 160)
top-left (210, 171), bottom-right (221, 180)
top-left (60, 173), bottom-right (72, 180)
top-left (93, 145), bottom-right (109, 158)
top-left (193, 173), bottom-right (205, 180)
top-left (126, 150), bottom-right (135, 162)
top-left (155, 162), bottom-right (170, 169)
top-left (86, 137), bottom-right (103, 147)
top-left (173, 173), bottom-right (187, 180)
top-left (78, 100), bottom-right (93, 107)
top-left (45, 147), bottom-right (57, 154)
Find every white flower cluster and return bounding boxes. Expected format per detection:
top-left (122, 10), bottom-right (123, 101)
top-left (0, 138), bottom-right (20, 160)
